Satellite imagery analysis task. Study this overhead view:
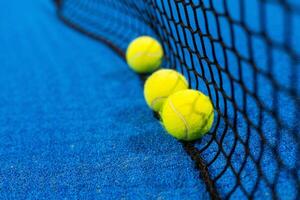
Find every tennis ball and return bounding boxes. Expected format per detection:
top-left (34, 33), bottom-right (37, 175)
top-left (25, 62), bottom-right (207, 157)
top-left (161, 89), bottom-right (214, 141)
top-left (126, 36), bottom-right (163, 73)
top-left (144, 69), bottom-right (188, 112)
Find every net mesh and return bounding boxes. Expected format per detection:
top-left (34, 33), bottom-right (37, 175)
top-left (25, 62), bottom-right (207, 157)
top-left (54, 0), bottom-right (300, 199)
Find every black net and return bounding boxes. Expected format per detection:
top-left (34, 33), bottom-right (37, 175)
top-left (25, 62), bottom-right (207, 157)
top-left (54, 0), bottom-right (300, 199)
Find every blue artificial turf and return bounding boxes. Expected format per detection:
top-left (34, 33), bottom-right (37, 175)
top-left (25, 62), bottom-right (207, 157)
top-left (0, 1), bottom-right (209, 199)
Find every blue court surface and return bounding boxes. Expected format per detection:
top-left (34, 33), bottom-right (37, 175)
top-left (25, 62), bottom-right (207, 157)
top-left (0, 0), bottom-right (299, 200)
top-left (0, 1), bottom-right (208, 199)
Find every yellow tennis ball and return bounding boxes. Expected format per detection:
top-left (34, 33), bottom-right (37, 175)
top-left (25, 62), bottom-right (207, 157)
top-left (161, 89), bottom-right (214, 141)
top-left (126, 36), bottom-right (163, 73)
top-left (144, 69), bottom-right (188, 112)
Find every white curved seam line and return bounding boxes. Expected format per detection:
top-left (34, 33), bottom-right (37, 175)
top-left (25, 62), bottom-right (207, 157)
top-left (132, 52), bottom-right (162, 59)
top-left (131, 52), bottom-right (162, 65)
top-left (169, 100), bottom-right (190, 140)
top-left (131, 40), bottom-right (162, 61)
top-left (151, 96), bottom-right (167, 108)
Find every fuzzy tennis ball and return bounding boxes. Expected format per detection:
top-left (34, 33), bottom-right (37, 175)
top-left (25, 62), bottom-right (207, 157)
top-left (126, 36), bottom-right (163, 73)
top-left (144, 69), bottom-right (188, 112)
top-left (161, 89), bottom-right (214, 141)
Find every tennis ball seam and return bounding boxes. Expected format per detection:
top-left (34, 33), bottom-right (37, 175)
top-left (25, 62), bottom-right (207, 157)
top-left (150, 96), bottom-right (167, 108)
top-left (168, 99), bottom-right (191, 140)
top-left (131, 52), bottom-right (162, 60)
top-left (130, 40), bottom-right (162, 62)
top-left (131, 52), bottom-right (162, 70)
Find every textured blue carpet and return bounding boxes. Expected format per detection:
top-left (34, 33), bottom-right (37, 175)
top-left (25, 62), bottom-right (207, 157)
top-left (0, 1), bottom-right (208, 199)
